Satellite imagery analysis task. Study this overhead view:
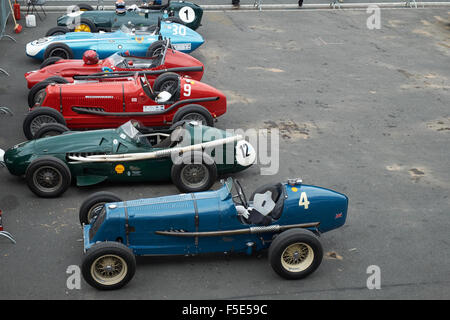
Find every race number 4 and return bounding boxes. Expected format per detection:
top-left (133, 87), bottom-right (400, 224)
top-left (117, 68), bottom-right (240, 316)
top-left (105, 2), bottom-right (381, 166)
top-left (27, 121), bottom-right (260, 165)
top-left (299, 192), bottom-right (310, 209)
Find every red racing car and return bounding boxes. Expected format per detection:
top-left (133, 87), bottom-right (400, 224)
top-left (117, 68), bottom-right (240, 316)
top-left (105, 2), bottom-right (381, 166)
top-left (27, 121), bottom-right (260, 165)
top-left (23, 72), bottom-right (227, 139)
top-left (25, 40), bottom-right (204, 108)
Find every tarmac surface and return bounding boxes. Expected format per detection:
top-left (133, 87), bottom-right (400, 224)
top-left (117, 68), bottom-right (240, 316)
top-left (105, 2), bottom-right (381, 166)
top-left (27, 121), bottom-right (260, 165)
top-left (0, 5), bottom-right (449, 300)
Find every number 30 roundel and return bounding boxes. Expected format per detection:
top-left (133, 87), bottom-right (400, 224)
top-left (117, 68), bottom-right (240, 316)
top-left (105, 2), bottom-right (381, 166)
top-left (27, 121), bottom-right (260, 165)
top-left (179, 6), bottom-right (195, 23)
top-left (235, 140), bottom-right (256, 167)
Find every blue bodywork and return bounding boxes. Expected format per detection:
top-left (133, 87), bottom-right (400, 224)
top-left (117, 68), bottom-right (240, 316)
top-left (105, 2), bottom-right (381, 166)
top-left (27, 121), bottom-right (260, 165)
top-left (26, 22), bottom-right (204, 61)
top-left (83, 179), bottom-right (348, 256)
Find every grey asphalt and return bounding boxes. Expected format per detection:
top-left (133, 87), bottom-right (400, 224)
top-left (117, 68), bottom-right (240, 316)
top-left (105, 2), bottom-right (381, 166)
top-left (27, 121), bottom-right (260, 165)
top-left (0, 6), bottom-right (449, 300)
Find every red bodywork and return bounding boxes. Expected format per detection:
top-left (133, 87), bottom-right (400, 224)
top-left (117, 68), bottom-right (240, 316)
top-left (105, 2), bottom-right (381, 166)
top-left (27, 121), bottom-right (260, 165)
top-left (37, 75), bottom-right (227, 129)
top-left (24, 49), bottom-right (204, 89)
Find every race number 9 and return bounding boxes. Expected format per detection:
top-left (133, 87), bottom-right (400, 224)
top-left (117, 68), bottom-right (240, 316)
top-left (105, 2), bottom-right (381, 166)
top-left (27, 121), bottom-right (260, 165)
top-left (183, 83), bottom-right (191, 97)
top-left (179, 6), bottom-right (195, 24)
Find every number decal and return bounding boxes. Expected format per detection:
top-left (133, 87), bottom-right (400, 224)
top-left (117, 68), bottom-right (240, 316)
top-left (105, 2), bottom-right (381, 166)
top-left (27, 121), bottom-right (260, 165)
top-left (298, 192), bottom-right (310, 209)
top-left (179, 6), bottom-right (195, 23)
top-left (240, 143), bottom-right (250, 158)
top-left (172, 24), bottom-right (187, 36)
top-left (183, 83), bottom-right (191, 97)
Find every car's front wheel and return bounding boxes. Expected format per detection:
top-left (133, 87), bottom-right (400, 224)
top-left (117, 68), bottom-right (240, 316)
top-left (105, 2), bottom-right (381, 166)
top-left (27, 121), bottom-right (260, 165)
top-left (82, 242), bottom-right (136, 290)
top-left (45, 26), bottom-right (70, 37)
top-left (79, 192), bottom-right (123, 225)
top-left (172, 104), bottom-right (214, 127)
top-left (269, 229), bottom-right (323, 280)
top-left (25, 156), bottom-right (72, 198)
top-left (28, 77), bottom-right (68, 108)
top-left (43, 43), bottom-right (74, 60)
top-left (171, 151), bottom-right (217, 193)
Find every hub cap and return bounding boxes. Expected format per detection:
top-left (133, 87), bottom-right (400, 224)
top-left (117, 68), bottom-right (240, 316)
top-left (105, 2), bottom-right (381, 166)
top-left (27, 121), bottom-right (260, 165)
top-left (33, 166), bottom-right (62, 193)
top-left (180, 164), bottom-right (208, 189)
top-left (91, 255), bottom-right (127, 285)
top-left (74, 24), bottom-right (91, 32)
top-left (281, 242), bottom-right (314, 272)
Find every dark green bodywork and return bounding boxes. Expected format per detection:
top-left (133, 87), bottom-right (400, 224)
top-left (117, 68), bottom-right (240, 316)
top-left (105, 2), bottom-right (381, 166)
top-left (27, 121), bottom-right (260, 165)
top-left (57, 1), bottom-right (203, 31)
top-left (3, 123), bottom-right (248, 187)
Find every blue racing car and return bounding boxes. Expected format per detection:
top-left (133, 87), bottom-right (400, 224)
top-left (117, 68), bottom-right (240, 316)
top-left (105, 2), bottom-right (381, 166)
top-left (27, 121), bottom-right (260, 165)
top-left (26, 21), bottom-right (204, 61)
top-left (79, 178), bottom-right (348, 290)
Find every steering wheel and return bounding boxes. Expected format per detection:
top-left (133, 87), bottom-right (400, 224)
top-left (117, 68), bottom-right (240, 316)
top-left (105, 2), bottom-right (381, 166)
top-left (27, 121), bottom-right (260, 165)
top-left (233, 179), bottom-right (249, 209)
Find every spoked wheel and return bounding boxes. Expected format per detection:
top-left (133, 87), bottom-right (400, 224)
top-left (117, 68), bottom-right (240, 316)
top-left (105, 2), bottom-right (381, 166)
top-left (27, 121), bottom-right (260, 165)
top-left (34, 123), bottom-right (70, 139)
top-left (25, 156), bottom-right (72, 198)
top-left (171, 151), bottom-right (217, 193)
top-left (269, 229), bottom-right (323, 280)
top-left (23, 108), bottom-right (66, 140)
top-left (153, 72), bottom-right (179, 95)
top-left (79, 192), bottom-right (123, 225)
top-left (82, 242), bottom-right (136, 290)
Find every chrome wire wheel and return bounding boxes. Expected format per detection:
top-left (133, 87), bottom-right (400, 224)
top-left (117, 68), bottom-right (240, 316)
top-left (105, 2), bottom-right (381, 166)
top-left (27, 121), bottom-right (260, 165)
top-left (180, 163), bottom-right (208, 189)
top-left (34, 89), bottom-right (46, 106)
top-left (91, 254), bottom-right (128, 286)
top-left (32, 166), bottom-right (63, 193)
top-left (30, 115), bottom-right (57, 136)
top-left (281, 242), bottom-right (314, 273)
top-left (159, 80), bottom-right (177, 93)
top-left (180, 112), bottom-right (207, 125)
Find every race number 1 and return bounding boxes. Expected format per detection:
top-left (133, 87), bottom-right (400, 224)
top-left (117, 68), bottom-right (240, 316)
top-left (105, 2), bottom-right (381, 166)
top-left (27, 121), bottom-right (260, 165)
top-left (179, 6), bottom-right (195, 24)
top-left (299, 192), bottom-right (310, 209)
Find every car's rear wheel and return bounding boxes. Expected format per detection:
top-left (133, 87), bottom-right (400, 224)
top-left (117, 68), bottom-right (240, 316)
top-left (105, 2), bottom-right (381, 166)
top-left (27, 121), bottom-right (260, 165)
top-left (23, 107), bottom-right (66, 140)
top-left (82, 242), bottom-right (136, 290)
top-left (44, 43), bottom-right (74, 60)
top-left (79, 192), bottom-right (123, 225)
top-left (40, 56), bottom-right (64, 69)
top-left (171, 151), bottom-right (217, 193)
top-left (33, 123), bottom-right (70, 139)
top-left (72, 18), bottom-right (97, 33)
top-left (45, 26), bottom-right (70, 37)
top-left (172, 104), bottom-right (214, 127)
top-left (25, 156), bottom-right (72, 198)
top-left (268, 229), bottom-right (323, 280)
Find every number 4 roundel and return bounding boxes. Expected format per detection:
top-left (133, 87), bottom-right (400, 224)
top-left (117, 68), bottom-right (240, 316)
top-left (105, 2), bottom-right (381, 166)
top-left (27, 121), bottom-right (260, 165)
top-left (179, 6), bottom-right (195, 23)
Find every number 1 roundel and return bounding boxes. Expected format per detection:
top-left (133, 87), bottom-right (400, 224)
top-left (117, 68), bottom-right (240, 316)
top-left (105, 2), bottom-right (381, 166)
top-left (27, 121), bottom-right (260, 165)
top-left (179, 6), bottom-right (195, 23)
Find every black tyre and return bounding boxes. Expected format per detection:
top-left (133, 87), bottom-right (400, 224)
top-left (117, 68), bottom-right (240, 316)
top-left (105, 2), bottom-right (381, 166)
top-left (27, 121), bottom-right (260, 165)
top-left (43, 43), bottom-right (74, 60)
top-left (28, 77), bottom-right (68, 108)
top-left (153, 72), bottom-right (179, 95)
top-left (25, 156), bottom-right (72, 198)
top-left (72, 18), bottom-right (97, 33)
top-left (81, 242), bottom-right (136, 290)
top-left (172, 104), bottom-right (214, 127)
top-left (23, 107), bottom-right (66, 140)
top-left (45, 26), bottom-right (70, 37)
top-left (79, 191), bottom-right (123, 225)
top-left (40, 56), bottom-right (64, 68)
top-left (171, 151), bottom-right (217, 193)
top-left (268, 229), bottom-right (323, 280)
top-left (33, 123), bottom-right (70, 139)
top-left (76, 3), bottom-right (94, 11)
top-left (146, 40), bottom-right (166, 57)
